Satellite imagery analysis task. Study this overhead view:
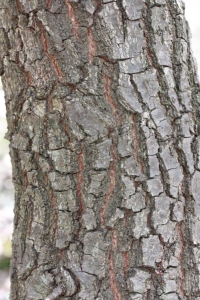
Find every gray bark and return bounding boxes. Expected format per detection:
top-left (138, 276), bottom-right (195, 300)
top-left (1, 0), bottom-right (200, 299)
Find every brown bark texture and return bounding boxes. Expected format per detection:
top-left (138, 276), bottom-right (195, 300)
top-left (1, 0), bottom-right (200, 299)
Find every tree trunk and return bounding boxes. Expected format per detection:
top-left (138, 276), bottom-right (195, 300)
top-left (1, 0), bottom-right (200, 299)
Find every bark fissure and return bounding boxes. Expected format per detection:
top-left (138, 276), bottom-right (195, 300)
top-left (1, 0), bottom-right (200, 299)
top-left (100, 141), bottom-right (117, 228)
top-left (65, 0), bottom-right (79, 38)
top-left (77, 151), bottom-right (84, 236)
top-left (109, 246), bottom-right (121, 300)
top-left (40, 23), bottom-right (63, 81)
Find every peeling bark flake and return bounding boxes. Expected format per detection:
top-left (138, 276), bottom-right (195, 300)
top-left (45, 284), bottom-right (66, 300)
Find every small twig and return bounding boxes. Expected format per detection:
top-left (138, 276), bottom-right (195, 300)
top-left (45, 284), bottom-right (66, 300)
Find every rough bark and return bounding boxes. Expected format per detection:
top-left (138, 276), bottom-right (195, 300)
top-left (1, 0), bottom-right (200, 299)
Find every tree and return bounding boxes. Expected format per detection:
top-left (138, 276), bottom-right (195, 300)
top-left (1, 0), bottom-right (200, 299)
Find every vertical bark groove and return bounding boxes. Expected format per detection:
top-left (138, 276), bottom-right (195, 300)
top-left (40, 24), bottom-right (63, 81)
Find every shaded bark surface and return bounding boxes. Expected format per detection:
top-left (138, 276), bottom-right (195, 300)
top-left (1, 0), bottom-right (200, 299)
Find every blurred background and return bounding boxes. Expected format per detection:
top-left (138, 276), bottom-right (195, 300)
top-left (0, 1), bottom-right (199, 299)
top-left (0, 81), bottom-right (14, 300)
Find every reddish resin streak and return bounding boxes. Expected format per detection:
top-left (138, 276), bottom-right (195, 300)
top-left (63, 121), bottom-right (72, 147)
top-left (103, 73), bottom-right (121, 297)
top-left (100, 144), bottom-right (117, 227)
top-left (41, 26), bottom-right (62, 81)
top-left (58, 249), bottom-right (64, 263)
top-left (17, 29), bottom-right (32, 88)
top-left (77, 153), bottom-right (84, 220)
top-left (104, 75), bottom-right (117, 118)
top-left (146, 289), bottom-right (151, 300)
top-left (109, 250), bottom-right (121, 300)
top-left (20, 64), bottom-right (32, 89)
top-left (25, 70), bottom-right (31, 86)
top-left (65, 0), bottom-right (79, 37)
top-left (88, 27), bottom-right (96, 63)
top-left (47, 82), bottom-right (57, 113)
top-left (46, 0), bottom-right (51, 10)
top-left (177, 223), bottom-right (185, 296)
top-left (104, 75), bottom-right (121, 125)
top-left (125, 209), bottom-right (131, 226)
top-left (16, 0), bottom-right (23, 13)
top-left (123, 252), bottom-right (129, 278)
top-left (94, 0), bottom-right (101, 14)
top-left (112, 230), bottom-right (118, 251)
top-left (46, 100), bottom-right (52, 114)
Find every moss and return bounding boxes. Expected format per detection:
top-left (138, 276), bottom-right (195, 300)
top-left (0, 255), bottom-right (10, 270)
